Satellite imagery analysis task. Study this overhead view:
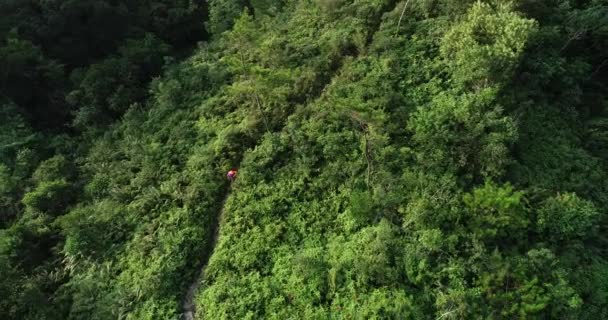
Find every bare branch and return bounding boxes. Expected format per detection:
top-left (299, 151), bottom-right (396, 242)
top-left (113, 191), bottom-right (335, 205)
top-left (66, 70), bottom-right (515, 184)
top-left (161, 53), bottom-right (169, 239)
top-left (253, 92), bottom-right (270, 133)
top-left (436, 309), bottom-right (456, 320)
top-left (561, 29), bottom-right (586, 52)
top-left (395, 0), bottom-right (413, 36)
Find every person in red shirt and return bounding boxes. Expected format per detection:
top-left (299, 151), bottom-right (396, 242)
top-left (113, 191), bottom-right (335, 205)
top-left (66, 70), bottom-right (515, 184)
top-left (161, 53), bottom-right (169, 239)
top-left (226, 169), bottom-right (238, 182)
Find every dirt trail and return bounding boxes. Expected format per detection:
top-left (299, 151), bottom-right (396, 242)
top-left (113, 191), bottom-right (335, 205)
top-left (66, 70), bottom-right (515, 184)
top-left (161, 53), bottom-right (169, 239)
top-left (181, 193), bottom-right (229, 320)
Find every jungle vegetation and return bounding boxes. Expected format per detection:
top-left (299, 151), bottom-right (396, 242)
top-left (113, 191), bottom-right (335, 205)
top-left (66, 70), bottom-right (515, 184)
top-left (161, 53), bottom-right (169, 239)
top-left (1, 0), bottom-right (608, 319)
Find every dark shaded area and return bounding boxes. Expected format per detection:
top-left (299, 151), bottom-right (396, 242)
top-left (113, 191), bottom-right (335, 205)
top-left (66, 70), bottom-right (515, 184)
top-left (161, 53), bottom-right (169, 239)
top-left (0, 0), bottom-right (208, 131)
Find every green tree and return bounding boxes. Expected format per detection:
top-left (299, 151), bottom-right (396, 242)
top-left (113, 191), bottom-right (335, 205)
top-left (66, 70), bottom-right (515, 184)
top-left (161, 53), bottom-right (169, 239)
top-left (537, 193), bottom-right (600, 242)
top-left (207, 0), bottom-right (249, 36)
top-left (462, 182), bottom-right (528, 245)
top-left (22, 155), bottom-right (75, 215)
top-left (0, 34), bottom-right (67, 128)
top-left (69, 34), bottom-right (171, 128)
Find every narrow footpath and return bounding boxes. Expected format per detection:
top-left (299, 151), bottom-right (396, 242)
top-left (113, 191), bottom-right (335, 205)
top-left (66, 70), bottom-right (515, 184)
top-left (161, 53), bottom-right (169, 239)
top-left (181, 193), bottom-right (229, 320)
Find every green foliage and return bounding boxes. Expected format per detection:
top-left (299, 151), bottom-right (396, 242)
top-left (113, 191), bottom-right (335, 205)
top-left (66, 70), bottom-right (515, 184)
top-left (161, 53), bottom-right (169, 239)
top-left (0, 1), bottom-right (211, 319)
top-left (0, 104), bottom-right (36, 224)
top-left (408, 88), bottom-right (518, 178)
top-left (0, 210), bottom-right (66, 320)
top-left (31, 155), bottom-right (71, 183)
top-left (463, 182), bottom-right (528, 243)
top-left (537, 193), bottom-right (600, 241)
top-left (21, 155), bottom-right (75, 215)
top-left (131, 0), bottom-right (207, 47)
top-left (69, 34), bottom-right (172, 128)
top-left (407, 3), bottom-right (537, 180)
top-left (440, 2), bottom-right (537, 88)
top-left (57, 201), bottom-right (132, 260)
top-left (585, 117), bottom-right (608, 159)
top-left (0, 0), bottom-right (208, 130)
top-left (22, 180), bottom-right (73, 214)
top-left (207, 0), bottom-right (249, 36)
top-left (2, 0), bottom-right (608, 319)
top-left (0, 34), bottom-right (67, 127)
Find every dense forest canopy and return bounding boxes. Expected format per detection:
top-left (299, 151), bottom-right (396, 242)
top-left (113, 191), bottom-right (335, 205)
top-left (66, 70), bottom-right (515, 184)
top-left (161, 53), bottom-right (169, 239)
top-left (1, 0), bottom-right (607, 319)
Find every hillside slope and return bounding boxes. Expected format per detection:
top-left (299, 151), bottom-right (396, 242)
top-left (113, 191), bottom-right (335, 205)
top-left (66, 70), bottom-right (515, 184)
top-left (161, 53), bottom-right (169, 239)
top-left (1, 0), bottom-right (608, 319)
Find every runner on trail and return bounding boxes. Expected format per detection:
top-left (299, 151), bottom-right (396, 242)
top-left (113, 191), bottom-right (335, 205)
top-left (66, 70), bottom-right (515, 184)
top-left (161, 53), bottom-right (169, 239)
top-left (227, 169), bottom-right (238, 182)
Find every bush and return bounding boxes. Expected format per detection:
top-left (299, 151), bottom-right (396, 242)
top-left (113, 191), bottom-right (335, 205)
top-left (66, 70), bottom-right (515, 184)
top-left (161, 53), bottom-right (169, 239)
top-left (22, 180), bottom-right (73, 215)
top-left (537, 193), bottom-right (600, 241)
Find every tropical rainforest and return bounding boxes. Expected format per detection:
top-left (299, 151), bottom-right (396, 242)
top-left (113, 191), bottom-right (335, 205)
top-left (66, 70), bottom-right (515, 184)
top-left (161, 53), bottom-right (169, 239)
top-left (1, 0), bottom-right (608, 319)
